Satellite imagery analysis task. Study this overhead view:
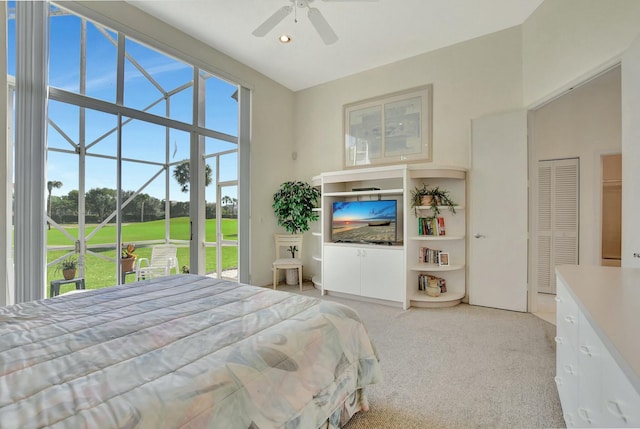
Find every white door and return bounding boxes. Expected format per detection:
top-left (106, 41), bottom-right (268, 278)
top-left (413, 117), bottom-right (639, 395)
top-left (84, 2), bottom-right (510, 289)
top-left (621, 33), bottom-right (640, 268)
top-left (469, 110), bottom-right (528, 312)
top-left (537, 158), bottom-right (579, 294)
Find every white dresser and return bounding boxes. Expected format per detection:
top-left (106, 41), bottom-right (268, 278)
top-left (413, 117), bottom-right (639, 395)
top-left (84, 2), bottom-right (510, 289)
top-left (555, 265), bottom-right (640, 427)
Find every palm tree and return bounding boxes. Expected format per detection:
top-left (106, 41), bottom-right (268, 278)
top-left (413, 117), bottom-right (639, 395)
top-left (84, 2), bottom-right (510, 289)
top-left (232, 197), bottom-right (238, 217)
top-left (47, 180), bottom-right (63, 230)
top-left (172, 161), bottom-right (213, 193)
top-left (221, 195), bottom-right (233, 217)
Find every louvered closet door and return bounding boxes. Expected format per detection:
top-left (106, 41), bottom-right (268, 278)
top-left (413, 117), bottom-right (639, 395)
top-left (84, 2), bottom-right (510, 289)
top-left (537, 159), bottom-right (579, 294)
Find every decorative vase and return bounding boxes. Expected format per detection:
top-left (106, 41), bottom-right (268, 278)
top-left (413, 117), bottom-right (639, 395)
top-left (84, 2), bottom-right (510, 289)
top-left (426, 284), bottom-right (441, 297)
top-left (426, 276), bottom-right (440, 297)
top-left (63, 269), bottom-right (76, 280)
top-left (285, 268), bottom-right (299, 285)
top-left (420, 195), bottom-right (434, 206)
top-left (121, 257), bottom-right (136, 273)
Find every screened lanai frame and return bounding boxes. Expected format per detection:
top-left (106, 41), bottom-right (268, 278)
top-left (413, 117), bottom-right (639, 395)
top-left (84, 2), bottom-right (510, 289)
top-left (8, 2), bottom-right (248, 298)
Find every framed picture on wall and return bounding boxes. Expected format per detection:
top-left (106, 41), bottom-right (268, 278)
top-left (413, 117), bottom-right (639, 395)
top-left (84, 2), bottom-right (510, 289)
top-left (343, 85), bottom-right (433, 168)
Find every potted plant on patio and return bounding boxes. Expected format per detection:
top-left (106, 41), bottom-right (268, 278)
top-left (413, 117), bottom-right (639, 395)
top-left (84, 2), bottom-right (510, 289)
top-left (56, 256), bottom-right (78, 280)
top-left (121, 243), bottom-right (137, 273)
top-left (272, 180), bottom-right (321, 284)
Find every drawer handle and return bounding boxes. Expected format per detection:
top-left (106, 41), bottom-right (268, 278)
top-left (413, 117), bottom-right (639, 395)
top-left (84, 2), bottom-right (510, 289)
top-left (563, 364), bottom-right (576, 375)
top-left (578, 408), bottom-right (592, 424)
top-left (564, 315), bottom-right (576, 324)
top-left (579, 345), bottom-right (594, 357)
top-left (554, 336), bottom-right (564, 344)
top-left (606, 401), bottom-right (628, 423)
top-left (554, 376), bottom-right (562, 386)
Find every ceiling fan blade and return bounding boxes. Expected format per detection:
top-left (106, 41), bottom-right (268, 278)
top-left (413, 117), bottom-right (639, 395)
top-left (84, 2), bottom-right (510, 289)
top-left (252, 5), bottom-right (293, 37)
top-left (307, 7), bottom-right (338, 45)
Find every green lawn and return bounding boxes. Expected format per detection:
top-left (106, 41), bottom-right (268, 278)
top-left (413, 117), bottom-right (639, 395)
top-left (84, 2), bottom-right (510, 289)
top-left (47, 217), bottom-right (238, 296)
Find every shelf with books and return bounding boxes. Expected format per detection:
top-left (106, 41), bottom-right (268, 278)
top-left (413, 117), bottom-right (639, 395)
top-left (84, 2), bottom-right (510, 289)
top-left (410, 290), bottom-right (466, 307)
top-left (409, 263), bottom-right (465, 272)
top-left (323, 188), bottom-right (403, 198)
top-left (413, 204), bottom-right (465, 212)
top-left (311, 180), bottom-right (323, 289)
top-left (410, 235), bottom-right (464, 241)
top-left (406, 167), bottom-right (466, 308)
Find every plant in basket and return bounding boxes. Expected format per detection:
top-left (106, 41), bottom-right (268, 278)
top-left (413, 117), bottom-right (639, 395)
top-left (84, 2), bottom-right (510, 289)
top-left (410, 184), bottom-right (456, 216)
top-left (121, 243), bottom-right (137, 272)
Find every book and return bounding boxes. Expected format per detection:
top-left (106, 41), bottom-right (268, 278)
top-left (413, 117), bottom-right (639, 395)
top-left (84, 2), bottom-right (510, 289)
top-left (417, 274), bottom-right (447, 293)
top-left (418, 216), bottom-right (445, 236)
top-left (418, 247), bottom-right (442, 264)
top-left (437, 217), bottom-right (446, 235)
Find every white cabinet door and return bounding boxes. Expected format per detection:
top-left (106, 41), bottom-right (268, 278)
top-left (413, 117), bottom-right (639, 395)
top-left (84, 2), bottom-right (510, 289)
top-left (469, 110), bottom-right (528, 312)
top-left (323, 245), bottom-right (361, 295)
top-left (360, 247), bottom-right (403, 302)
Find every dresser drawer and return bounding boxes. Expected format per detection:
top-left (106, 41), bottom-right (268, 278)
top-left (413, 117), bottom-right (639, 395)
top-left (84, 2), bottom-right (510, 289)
top-left (601, 350), bottom-right (640, 428)
top-left (576, 312), bottom-right (606, 427)
top-left (556, 280), bottom-right (579, 349)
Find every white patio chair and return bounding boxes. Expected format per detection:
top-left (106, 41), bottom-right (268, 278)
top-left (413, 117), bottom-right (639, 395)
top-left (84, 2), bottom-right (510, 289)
top-left (135, 244), bottom-right (179, 281)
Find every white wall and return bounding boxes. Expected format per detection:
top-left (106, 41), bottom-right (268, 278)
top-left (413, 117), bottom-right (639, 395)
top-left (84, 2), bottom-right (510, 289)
top-left (295, 26), bottom-right (523, 176)
top-left (295, 1), bottom-right (640, 283)
top-left (531, 67), bottom-right (621, 268)
top-left (294, 28), bottom-right (524, 277)
top-left (522, 0), bottom-right (640, 107)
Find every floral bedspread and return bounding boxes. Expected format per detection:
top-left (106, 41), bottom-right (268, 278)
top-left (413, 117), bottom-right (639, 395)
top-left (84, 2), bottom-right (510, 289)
top-left (0, 275), bottom-right (382, 428)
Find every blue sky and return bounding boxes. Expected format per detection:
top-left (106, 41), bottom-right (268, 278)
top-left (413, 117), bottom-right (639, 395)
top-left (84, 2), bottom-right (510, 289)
top-left (332, 200), bottom-right (397, 223)
top-left (8, 3), bottom-right (239, 202)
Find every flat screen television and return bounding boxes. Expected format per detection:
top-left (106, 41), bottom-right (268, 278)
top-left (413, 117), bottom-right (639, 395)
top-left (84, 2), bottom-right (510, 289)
top-left (331, 200), bottom-right (398, 244)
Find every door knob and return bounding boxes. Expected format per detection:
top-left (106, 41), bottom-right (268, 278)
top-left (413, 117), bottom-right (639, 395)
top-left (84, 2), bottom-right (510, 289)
top-left (473, 233), bottom-right (485, 238)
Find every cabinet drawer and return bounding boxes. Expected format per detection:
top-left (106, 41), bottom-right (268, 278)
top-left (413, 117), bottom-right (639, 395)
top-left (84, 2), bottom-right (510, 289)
top-left (556, 281), bottom-right (579, 350)
top-left (576, 312), bottom-right (606, 427)
top-left (602, 350), bottom-right (640, 428)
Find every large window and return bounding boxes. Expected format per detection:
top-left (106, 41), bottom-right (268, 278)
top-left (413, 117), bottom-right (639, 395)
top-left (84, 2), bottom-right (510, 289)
top-left (8, 2), bottom-right (244, 298)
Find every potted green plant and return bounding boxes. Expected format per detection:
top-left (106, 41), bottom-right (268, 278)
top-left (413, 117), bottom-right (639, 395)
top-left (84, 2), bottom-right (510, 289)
top-left (121, 243), bottom-right (137, 273)
top-left (56, 256), bottom-right (78, 280)
top-left (272, 180), bottom-right (321, 284)
top-left (410, 184), bottom-right (456, 216)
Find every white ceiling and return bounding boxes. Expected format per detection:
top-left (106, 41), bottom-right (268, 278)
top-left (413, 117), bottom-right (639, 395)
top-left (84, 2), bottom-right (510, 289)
top-left (127, 0), bottom-right (544, 92)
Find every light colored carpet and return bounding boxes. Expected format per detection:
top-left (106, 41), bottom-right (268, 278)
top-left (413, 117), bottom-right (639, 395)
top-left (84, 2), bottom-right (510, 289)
top-left (275, 282), bottom-right (566, 429)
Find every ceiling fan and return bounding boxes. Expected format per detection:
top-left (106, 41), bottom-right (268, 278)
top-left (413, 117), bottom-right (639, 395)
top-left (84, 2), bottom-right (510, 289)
top-left (252, 0), bottom-right (378, 45)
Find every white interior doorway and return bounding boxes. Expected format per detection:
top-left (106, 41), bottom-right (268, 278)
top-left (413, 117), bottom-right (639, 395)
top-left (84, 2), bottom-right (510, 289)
top-left (601, 153), bottom-right (622, 267)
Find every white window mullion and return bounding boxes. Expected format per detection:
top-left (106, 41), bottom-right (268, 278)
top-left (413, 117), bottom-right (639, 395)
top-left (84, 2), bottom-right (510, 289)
top-left (14, 1), bottom-right (50, 302)
top-left (237, 86), bottom-right (251, 284)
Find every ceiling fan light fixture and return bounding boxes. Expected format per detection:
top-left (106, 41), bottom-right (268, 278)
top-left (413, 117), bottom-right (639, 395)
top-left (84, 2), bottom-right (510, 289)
top-left (279, 34), bottom-right (292, 43)
top-left (253, 0), bottom-right (379, 45)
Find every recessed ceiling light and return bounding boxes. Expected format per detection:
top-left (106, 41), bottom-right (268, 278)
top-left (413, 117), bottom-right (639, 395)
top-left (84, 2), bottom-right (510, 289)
top-left (279, 34), bottom-right (292, 44)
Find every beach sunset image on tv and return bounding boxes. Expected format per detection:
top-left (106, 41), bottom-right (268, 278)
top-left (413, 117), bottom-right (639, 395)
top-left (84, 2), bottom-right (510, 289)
top-left (332, 200), bottom-right (397, 243)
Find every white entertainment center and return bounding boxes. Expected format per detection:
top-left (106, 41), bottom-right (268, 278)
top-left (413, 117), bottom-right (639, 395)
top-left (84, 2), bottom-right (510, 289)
top-left (316, 164), bottom-right (466, 310)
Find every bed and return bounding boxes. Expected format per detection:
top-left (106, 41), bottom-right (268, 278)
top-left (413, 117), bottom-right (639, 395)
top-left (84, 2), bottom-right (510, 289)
top-left (0, 275), bottom-right (382, 429)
